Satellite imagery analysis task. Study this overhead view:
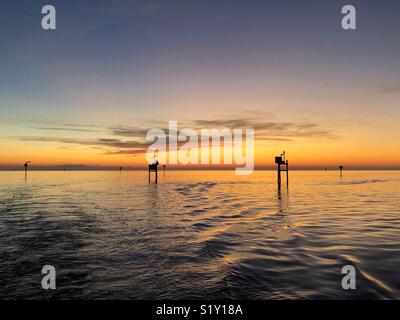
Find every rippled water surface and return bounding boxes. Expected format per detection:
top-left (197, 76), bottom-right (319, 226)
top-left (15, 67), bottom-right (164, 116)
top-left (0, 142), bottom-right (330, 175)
top-left (1, 170), bottom-right (399, 299)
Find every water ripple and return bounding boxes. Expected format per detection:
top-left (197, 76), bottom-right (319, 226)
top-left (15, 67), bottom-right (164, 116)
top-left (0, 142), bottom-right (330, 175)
top-left (0, 170), bottom-right (399, 299)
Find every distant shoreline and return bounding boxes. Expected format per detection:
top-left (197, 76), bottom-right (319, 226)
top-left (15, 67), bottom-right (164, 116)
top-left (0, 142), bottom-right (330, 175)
top-left (1, 168), bottom-right (400, 171)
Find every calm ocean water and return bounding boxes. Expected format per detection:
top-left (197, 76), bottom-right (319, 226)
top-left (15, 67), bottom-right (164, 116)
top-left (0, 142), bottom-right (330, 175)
top-left (0, 170), bottom-right (399, 299)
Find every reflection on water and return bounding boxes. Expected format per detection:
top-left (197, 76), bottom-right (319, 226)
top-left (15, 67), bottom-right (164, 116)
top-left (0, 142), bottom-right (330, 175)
top-left (0, 170), bottom-right (399, 299)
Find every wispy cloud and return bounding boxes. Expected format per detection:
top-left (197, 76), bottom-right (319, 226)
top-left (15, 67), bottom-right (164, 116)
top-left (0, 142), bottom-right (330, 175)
top-left (379, 85), bottom-right (400, 94)
top-left (18, 136), bottom-right (147, 153)
top-left (192, 118), bottom-right (336, 140)
top-left (15, 116), bottom-right (337, 157)
top-left (103, 149), bottom-right (148, 156)
top-left (31, 126), bottom-right (98, 133)
top-left (109, 126), bottom-right (151, 138)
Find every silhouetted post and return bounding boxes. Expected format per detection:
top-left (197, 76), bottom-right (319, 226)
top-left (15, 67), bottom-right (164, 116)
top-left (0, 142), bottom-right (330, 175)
top-left (24, 163), bottom-right (27, 178)
top-left (163, 165), bottom-right (166, 175)
top-left (339, 165), bottom-right (344, 177)
top-left (277, 160), bottom-right (281, 188)
top-left (148, 161), bottom-right (159, 184)
top-left (24, 161), bottom-right (30, 179)
top-left (286, 160), bottom-right (289, 187)
top-left (275, 151), bottom-right (288, 190)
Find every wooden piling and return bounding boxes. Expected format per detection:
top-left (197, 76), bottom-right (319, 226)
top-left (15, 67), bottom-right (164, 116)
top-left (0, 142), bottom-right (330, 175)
top-left (286, 160), bottom-right (289, 187)
top-left (275, 152), bottom-right (288, 189)
top-left (24, 161), bottom-right (30, 179)
top-left (277, 161), bottom-right (281, 188)
top-left (148, 162), bottom-right (159, 184)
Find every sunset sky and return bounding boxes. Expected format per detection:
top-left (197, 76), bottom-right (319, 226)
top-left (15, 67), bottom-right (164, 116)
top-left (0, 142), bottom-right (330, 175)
top-left (1, 0), bottom-right (399, 169)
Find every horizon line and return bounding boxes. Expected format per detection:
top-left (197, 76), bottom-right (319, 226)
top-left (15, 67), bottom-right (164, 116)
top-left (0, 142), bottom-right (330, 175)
top-left (2, 166), bottom-right (400, 171)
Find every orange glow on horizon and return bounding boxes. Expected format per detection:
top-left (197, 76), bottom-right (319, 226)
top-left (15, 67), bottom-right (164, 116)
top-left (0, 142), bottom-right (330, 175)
top-left (2, 138), bottom-right (400, 169)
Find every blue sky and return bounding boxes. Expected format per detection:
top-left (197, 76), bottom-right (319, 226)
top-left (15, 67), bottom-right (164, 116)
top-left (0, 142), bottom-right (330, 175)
top-left (1, 0), bottom-right (400, 168)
